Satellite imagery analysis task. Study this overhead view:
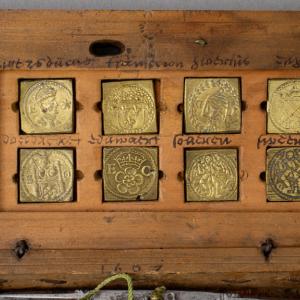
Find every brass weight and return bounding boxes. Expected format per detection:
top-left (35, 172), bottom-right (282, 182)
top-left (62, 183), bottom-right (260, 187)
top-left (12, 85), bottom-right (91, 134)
top-left (19, 148), bottom-right (75, 203)
top-left (19, 79), bottom-right (74, 134)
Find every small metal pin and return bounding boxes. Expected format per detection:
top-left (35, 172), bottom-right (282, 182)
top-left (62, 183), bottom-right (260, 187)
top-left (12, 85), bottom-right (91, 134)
top-left (194, 38), bottom-right (207, 47)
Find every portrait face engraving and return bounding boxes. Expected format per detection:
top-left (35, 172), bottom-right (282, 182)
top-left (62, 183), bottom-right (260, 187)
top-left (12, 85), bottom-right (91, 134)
top-left (267, 147), bottom-right (300, 201)
top-left (103, 147), bottom-right (158, 201)
top-left (185, 149), bottom-right (238, 201)
top-left (102, 80), bottom-right (157, 134)
top-left (19, 148), bottom-right (74, 203)
top-left (19, 79), bottom-right (74, 134)
top-left (267, 79), bottom-right (300, 133)
top-left (184, 78), bottom-right (241, 134)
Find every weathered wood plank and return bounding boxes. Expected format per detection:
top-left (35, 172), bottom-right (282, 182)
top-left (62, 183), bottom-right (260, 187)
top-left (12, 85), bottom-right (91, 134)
top-left (1, 212), bottom-right (300, 250)
top-left (0, 11), bottom-right (299, 71)
top-left (1, 248), bottom-right (300, 290)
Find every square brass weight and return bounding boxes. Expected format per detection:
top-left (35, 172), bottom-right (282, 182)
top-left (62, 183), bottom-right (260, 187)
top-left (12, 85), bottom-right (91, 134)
top-left (19, 148), bottom-right (75, 203)
top-left (185, 148), bottom-right (238, 201)
top-left (267, 147), bottom-right (300, 201)
top-left (103, 147), bottom-right (158, 201)
top-left (102, 80), bottom-right (158, 135)
top-left (267, 79), bottom-right (300, 133)
top-left (184, 78), bottom-right (241, 134)
top-left (19, 79), bottom-right (74, 134)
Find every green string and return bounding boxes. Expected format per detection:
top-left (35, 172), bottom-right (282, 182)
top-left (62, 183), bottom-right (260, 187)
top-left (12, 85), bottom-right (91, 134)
top-left (80, 273), bottom-right (133, 300)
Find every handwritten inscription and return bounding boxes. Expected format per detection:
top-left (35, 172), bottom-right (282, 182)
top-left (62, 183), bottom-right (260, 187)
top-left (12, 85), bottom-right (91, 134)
top-left (3, 54), bottom-right (300, 70)
top-left (88, 134), bottom-right (159, 146)
top-left (257, 135), bottom-right (300, 149)
top-left (173, 134), bottom-right (232, 148)
top-left (190, 55), bottom-right (250, 69)
top-left (106, 53), bottom-right (250, 70)
top-left (106, 56), bottom-right (184, 69)
top-left (100, 262), bottom-right (164, 275)
top-left (0, 56), bottom-right (94, 70)
top-left (0, 134), bottom-right (80, 147)
top-left (275, 55), bottom-right (300, 69)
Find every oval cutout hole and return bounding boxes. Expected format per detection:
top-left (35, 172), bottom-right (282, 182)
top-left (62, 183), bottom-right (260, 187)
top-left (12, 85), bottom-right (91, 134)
top-left (11, 102), bottom-right (19, 112)
top-left (177, 171), bottom-right (184, 181)
top-left (259, 171), bottom-right (266, 182)
top-left (76, 101), bottom-right (84, 111)
top-left (158, 103), bottom-right (168, 112)
top-left (94, 170), bottom-right (102, 180)
top-left (76, 170), bottom-right (84, 181)
top-left (241, 100), bottom-right (247, 111)
top-left (158, 170), bottom-right (165, 180)
top-left (89, 40), bottom-right (125, 57)
top-left (260, 101), bottom-right (267, 111)
top-left (93, 101), bottom-right (102, 112)
top-left (12, 173), bottom-right (18, 183)
top-left (177, 103), bottom-right (183, 113)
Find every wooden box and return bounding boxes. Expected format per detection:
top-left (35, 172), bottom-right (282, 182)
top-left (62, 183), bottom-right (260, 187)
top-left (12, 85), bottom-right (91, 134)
top-left (1, 10), bottom-right (300, 294)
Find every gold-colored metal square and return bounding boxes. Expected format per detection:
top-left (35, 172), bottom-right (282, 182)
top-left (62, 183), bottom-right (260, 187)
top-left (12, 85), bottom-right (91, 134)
top-left (185, 148), bottom-right (238, 201)
top-left (19, 79), bottom-right (74, 134)
top-left (184, 78), bottom-right (241, 133)
top-left (102, 80), bottom-right (158, 135)
top-left (19, 148), bottom-right (75, 203)
top-left (266, 147), bottom-right (300, 201)
top-left (103, 147), bottom-right (158, 201)
top-left (267, 79), bottom-right (300, 133)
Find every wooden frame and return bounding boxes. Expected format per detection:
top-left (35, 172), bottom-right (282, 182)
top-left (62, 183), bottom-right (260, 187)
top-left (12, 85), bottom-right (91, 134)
top-left (1, 10), bottom-right (300, 292)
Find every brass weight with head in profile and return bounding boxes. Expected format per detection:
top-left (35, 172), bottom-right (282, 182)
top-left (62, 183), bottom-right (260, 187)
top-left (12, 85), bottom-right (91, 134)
top-left (184, 78), bottom-right (241, 134)
top-left (19, 79), bottom-right (74, 134)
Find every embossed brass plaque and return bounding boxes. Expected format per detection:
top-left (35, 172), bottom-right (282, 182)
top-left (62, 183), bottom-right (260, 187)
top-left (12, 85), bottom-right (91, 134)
top-left (185, 148), bottom-right (238, 201)
top-left (103, 147), bottom-right (158, 201)
top-left (184, 78), bottom-right (241, 134)
top-left (19, 79), bottom-right (74, 134)
top-left (19, 148), bottom-right (75, 203)
top-left (102, 80), bottom-right (157, 135)
top-left (267, 147), bottom-right (300, 201)
top-left (267, 79), bottom-right (300, 133)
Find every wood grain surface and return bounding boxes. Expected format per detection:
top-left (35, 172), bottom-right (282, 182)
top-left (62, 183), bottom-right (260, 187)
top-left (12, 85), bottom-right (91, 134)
top-left (0, 11), bottom-right (300, 71)
top-left (0, 10), bottom-right (300, 293)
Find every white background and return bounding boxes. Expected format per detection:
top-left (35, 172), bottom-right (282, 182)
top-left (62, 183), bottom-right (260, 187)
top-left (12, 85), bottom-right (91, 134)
top-left (0, 0), bottom-right (299, 10)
